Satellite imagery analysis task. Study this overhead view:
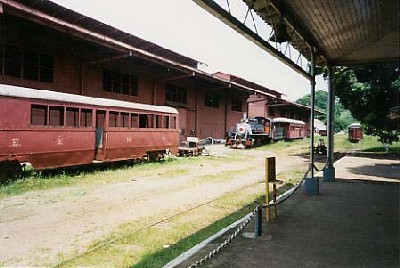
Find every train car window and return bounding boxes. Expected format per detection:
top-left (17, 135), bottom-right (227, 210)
top-left (4, 45), bottom-right (21, 78)
top-left (66, 107), bottom-right (79, 127)
top-left (131, 113), bottom-right (139, 128)
top-left (109, 111), bottom-right (119, 127)
top-left (163, 116), bottom-right (170, 129)
top-left (49, 106), bottom-right (65, 126)
top-left (121, 112), bottom-right (130, 128)
top-left (170, 116), bottom-right (177, 129)
top-left (156, 115), bottom-right (162, 128)
top-left (81, 109), bottom-right (93, 127)
top-left (31, 105), bottom-right (48, 126)
top-left (139, 114), bottom-right (147, 128)
top-left (139, 114), bottom-right (154, 128)
top-left (147, 114), bottom-right (154, 128)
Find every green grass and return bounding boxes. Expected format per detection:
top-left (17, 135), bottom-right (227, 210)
top-left (325, 134), bottom-right (400, 154)
top-left (52, 164), bottom-right (307, 267)
top-left (0, 156), bottom-right (241, 198)
top-left (2, 134), bottom-right (398, 267)
top-left (256, 138), bottom-right (310, 155)
top-left (54, 185), bottom-right (266, 268)
top-left (3, 134), bottom-right (396, 199)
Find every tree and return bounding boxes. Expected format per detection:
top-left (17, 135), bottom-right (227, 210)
top-left (333, 63), bottom-right (400, 147)
top-left (295, 90), bottom-right (355, 131)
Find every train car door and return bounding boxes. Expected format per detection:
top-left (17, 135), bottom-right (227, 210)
top-left (95, 110), bottom-right (106, 160)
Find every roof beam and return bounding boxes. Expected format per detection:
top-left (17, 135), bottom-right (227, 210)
top-left (193, 0), bottom-right (312, 80)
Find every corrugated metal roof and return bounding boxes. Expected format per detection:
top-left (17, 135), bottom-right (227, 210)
top-left (213, 72), bottom-right (282, 98)
top-left (194, 0), bottom-right (399, 67)
top-left (244, 0), bottom-right (399, 66)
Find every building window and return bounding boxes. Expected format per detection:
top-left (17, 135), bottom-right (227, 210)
top-left (1, 44), bottom-right (54, 82)
top-left (165, 84), bottom-right (187, 104)
top-left (103, 69), bottom-right (138, 96)
top-left (3, 44), bottom-right (21, 78)
top-left (205, 91), bottom-right (220, 108)
top-left (231, 94), bottom-right (243, 112)
top-left (39, 53), bottom-right (54, 82)
top-left (23, 50), bottom-right (39, 81)
top-left (269, 107), bottom-right (275, 117)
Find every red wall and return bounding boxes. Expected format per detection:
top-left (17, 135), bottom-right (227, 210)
top-left (0, 13), bottom-right (249, 141)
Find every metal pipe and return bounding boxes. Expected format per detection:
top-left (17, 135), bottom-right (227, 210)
top-left (224, 89), bottom-right (229, 134)
top-left (309, 48), bottom-right (316, 179)
top-left (195, 88), bottom-right (199, 137)
top-left (254, 206), bottom-right (263, 237)
top-left (323, 64), bottom-right (336, 181)
top-left (326, 64), bottom-right (335, 167)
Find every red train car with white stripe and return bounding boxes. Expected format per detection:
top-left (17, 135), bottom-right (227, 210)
top-left (0, 84), bottom-right (179, 180)
top-left (271, 117), bottom-right (306, 140)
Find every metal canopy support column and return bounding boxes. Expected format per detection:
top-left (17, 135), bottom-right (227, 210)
top-left (324, 64), bottom-right (336, 181)
top-left (305, 48), bottom-right (319, 194)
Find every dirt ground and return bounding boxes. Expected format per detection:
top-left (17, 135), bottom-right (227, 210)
top-left (0, 144), bottom-right (309, 266)
top-left (178, 154), bottom-right (400, 268)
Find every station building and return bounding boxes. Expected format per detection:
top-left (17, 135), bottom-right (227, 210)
top-left (0, 0), bottom-right (311, 141)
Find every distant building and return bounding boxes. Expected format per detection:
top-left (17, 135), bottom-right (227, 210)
top-left (314, 119), bottom-right (327, 133)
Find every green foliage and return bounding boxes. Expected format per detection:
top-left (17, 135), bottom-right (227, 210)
top-left (333, 63), bottom-right (400, 145)
top-left (295, 90), bottom-right (355, 131)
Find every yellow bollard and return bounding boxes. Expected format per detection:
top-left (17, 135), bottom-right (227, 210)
top-left (265, 157), bottom-right (277, 221)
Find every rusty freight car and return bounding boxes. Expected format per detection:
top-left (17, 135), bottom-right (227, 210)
top-left (0, 84), bottom-right (179, 180)
top-left (348, 123), bottom-right (363, 143)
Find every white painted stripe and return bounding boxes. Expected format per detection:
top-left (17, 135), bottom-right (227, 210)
top-left (163, 211), bottom-right (253, 268)
top-left (0, 84), bottom-right (178, 114)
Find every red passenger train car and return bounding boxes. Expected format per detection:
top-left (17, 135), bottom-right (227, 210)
top-left (0, 84), bottom-right (179, 179)
top-left (271, 117), bottom-right (306, 140)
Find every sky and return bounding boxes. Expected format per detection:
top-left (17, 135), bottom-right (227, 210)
top-left (53, 0), bottom-right (326, 101)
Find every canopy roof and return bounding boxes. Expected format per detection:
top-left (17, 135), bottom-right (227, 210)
top-left (245, 0), bottom-right (399, 65)
top-left (194, 0), bottom-right (399, 76)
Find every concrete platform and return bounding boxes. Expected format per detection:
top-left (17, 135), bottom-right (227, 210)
top-left (179, 155), bottom-right (399, 267)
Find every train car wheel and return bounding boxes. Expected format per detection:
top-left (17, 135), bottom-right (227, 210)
top-left (0, 160), bottom-right (23, 184)
top-left (255, 138), bottom-right (263, 146)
